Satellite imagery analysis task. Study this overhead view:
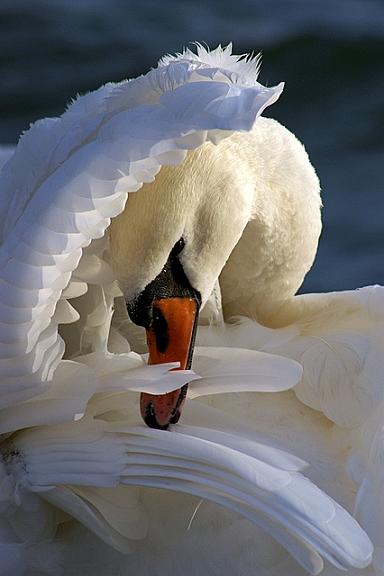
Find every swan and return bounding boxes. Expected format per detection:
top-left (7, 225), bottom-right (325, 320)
top-left (108, 107), bottom-right (322, 428)
top-left (0, 44), bottom-right (382, 575)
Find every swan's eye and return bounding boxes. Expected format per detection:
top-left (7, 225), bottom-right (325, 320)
top-left (171, 237), bottom-right (185, 258)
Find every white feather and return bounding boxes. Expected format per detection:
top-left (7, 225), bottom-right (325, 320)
top-left (0, 44), bottom-right (380, 576)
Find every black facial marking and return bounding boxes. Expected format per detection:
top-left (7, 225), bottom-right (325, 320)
top-left (172, 237), bottom-right (185, 257)
top-left (151, 305), bottom-right (169, 353)
top-left (127, 238), bottom-right (201, 329)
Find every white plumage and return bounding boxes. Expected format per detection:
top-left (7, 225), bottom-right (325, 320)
top-left (0, 44), bottom-right (382, 575)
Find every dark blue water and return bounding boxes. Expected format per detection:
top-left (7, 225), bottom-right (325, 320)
top-left (1, 0), bottom-right (383, 292)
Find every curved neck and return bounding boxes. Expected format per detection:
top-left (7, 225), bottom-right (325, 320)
top-left (219, 195), bottom-right (321, 326)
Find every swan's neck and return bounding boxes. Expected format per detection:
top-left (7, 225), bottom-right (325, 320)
top-left (218, 119), bottom-right (322, 325)
top-left (219, 217), bottom-right (316, 324)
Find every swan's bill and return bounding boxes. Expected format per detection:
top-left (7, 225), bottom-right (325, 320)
top-left (142, 297), bottom-right (199, 429)
top-left (126, 239), bottom-right (201, 429)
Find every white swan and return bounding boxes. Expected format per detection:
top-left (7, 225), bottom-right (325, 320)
top-left (0, 44), bottom-right (382, 575)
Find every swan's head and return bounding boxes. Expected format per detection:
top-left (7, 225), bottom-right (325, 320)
top-left (109, 143), bottom-right (254, 429)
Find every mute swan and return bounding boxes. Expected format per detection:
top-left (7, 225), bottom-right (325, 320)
top-left (109, 111), bottom-right (322, 428)
top-left (0, 44), bottom-right (382, 575)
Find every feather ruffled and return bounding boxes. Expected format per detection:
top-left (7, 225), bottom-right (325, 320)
top-left (0, 45), bottom-right (380, 576)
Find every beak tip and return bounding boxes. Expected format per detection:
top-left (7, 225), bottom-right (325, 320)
top-left (140, 386), bottom-right (188, 430)
top-left (142, 403), bottom-right (170, 430)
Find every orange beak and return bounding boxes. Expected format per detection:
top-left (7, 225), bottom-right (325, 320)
top-left (140, 297), bottom-right (199, 429)
top-left (126, 238), bottom-right (201, 431)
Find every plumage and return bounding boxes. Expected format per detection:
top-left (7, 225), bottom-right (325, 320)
top-left (0, 44), bottom-right (382, 575)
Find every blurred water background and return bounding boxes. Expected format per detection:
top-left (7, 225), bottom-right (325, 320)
top-left (0, 0), bottom-right (383, 292)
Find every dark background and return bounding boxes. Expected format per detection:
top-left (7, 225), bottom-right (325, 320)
top-left (1, 0), bottom-right (383, 292)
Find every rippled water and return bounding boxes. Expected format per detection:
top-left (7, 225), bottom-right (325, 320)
top-left (1, 0), bottom-right (383, 292)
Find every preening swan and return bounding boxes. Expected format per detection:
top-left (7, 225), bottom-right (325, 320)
top-left (0, 44), bottom-right (383, 575)
top-left (109, 115), bottom-right (321, 428)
